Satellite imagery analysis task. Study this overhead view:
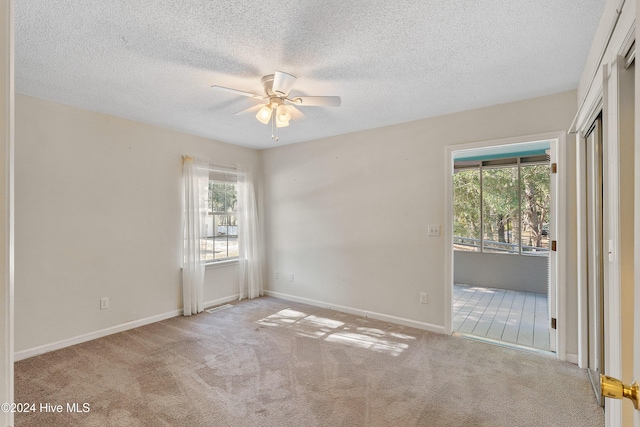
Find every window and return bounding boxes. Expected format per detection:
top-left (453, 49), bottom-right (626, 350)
top-left (204, 171), bottom-right (238, 262)
top-left (520, 164), bottom-right (551, 252)
top-left (482, 165), bottom-right (520, 253)
top-left (453, 156), bottom-right (550, 255)
top-left (453, 168), bottom-right (481, 249)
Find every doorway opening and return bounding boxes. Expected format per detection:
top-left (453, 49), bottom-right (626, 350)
top-left (449, 138), bottom-right (558, 353)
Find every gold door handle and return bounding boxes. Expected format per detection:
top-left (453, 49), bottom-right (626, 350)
top-left (600, 374), bottom-right (639, 409)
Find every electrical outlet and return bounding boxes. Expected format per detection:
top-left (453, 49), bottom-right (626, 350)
top-left (100, 297), bottom-right (109, 310)
top-left (289, 273), bottom-right (294, 282)
top-left (274, 271), bottom-right (279, 279)
top-left (428, 225), bottom-right (440, 236)
top-left (420, 293), bottom-right (428, 304)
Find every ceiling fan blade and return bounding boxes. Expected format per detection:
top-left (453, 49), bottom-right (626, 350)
top-left (292, 96), bottom-right (341, 107)
top-left (211, 85), bottom-right (265, 100)
top-left (233, 104), bottom-right (264, 115)
top-left (286, 105), bottom-right (305, 120)
top-left (272, 71), bottom-right (297, 96)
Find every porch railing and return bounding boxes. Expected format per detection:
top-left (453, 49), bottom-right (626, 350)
top-left (453, 236), bottom-right (549, 254)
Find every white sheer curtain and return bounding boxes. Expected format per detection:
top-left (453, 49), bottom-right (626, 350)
top-left (237, 164), bottom-right (263, 299)
top-left (182, 156), bottom-right (209, 316)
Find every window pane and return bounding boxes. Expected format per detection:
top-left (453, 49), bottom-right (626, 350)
top-left (202, 238), bottom-right (215, 262)
top-left (208, 181), bottom-right (239, 262)
top-left (482, 167), bottom-right (519, 254)
top-left (203, 212), bottom-right (215, 262)
top-left (213, 236), bottom-right (228, 260)
top-left (225, 183), bottom-right (237, 213)
top-left (226, 214), bottom-right (238, 258)
top-left (453, 169), bottom-right (481, 251)
top-left (213, 214), bottom-right (238, 260)
top-left (521, 164), bottom-right (550, 254)
top-left (209, 182), bottom-right (226, 212)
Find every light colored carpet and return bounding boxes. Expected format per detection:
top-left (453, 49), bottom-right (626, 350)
top-left (15, 296), bottom-right (604, 426)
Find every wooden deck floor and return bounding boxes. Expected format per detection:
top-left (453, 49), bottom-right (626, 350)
top-left (453, 284), bottom-right (551, 352)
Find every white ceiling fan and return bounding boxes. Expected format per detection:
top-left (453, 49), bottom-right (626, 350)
top-left (212, 71), bottom-right (341, 140)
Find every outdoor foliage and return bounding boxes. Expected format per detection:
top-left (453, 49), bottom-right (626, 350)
top-left (454, 163), bottom-right (550, 252)
top-left (209, 182), bottom-right (237, 226)
top-left (205, 181), bottom-right (238, 261)
top-left (482, 167), bottom-right (519, 247)
top-left (521, 164), bottom-right (550, 248)
top-left (453, 169), bottom-right (481, 241)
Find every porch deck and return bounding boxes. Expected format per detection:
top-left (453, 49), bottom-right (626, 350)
top-left (453, 284), bottom-right (550, 352)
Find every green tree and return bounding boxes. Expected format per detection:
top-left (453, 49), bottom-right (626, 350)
top-left (209, 182), bottom-right (237, 226)
top-left (521, 164), bottom-right (550, 248)
top-left (453, 169), bottom-right (481, 243)
top-left (482, 167), bottom-right (519, 245)
top-left (453, 162), bottom-right (550, 252)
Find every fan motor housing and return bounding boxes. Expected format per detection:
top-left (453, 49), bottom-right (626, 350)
top-left (261, 74), bottom-right (276, 96)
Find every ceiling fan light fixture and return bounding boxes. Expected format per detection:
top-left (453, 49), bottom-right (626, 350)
top-left (256, 105), bottom-right (272, 124)
top-left (275, 115), bottom-right (290, 128)
top-left (213, 71), bottom-right (341, 139)
top-left (276, 104), bottom-right (291, 123)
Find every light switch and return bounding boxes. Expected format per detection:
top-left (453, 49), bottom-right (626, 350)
top-left (428, 225), bottom-right (441, 236)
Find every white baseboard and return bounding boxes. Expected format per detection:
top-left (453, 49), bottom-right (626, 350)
top-left (15, 294), bottom-right (241, 362)
top-left (565, 353), bottom-right (578, 365)
top-left (264, 290), bottom-right (445, 334)
top-left (15, 309), bottom-right (182, 361)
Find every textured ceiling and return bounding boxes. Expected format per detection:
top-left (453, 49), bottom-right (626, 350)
top-left (15, 0), bottom-right (605, 149)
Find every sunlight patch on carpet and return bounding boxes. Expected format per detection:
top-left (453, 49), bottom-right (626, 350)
top-left (205, 304), bottom-right (234, 314)
top-left (256, 308), bottom-right (415, 356)
top-left (325, 332), bottom-right (409, 356)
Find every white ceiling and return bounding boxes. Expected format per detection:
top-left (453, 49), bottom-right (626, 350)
top-left (15, 1), bottom-right (605, 149)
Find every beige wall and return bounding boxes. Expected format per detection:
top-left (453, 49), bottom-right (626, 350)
top-left (15, 90), bottom-right (582, 359)
top-left (14, 95), bottom-right (261, 354)
top-left (262, 91), bottom-right (579, 352)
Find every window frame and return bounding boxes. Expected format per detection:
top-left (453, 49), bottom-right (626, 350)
top-left (204, 169), bottom-right (238, 264)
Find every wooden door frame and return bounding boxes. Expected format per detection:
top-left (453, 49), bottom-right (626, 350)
top-left (444, 131), bottom-right (566, 359)
top-left (1, 2), bottom-right (14, 427)
top-left (634, 4), bottom-right (640, 426)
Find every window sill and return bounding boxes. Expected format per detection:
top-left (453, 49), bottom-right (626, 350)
top-left (205, 259), bottom-right (239, 270)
